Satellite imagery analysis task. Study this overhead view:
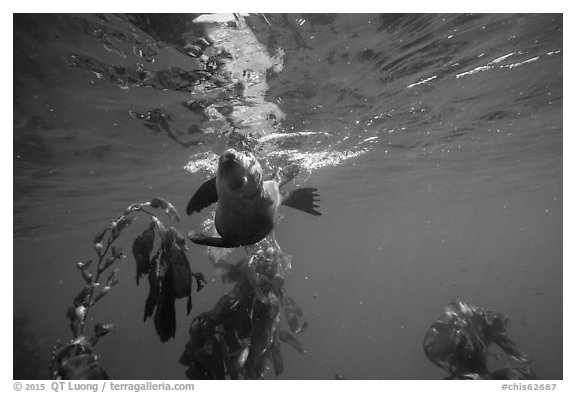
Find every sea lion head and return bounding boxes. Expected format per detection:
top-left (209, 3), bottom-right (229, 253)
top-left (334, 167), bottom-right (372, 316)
top-left (217, 149), bottom-right (263, 197)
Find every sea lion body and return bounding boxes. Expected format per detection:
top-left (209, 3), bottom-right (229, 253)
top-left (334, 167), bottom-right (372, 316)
top-left (214, 151), bottom-right (278, 245)
top-left (186, 149), bottom-right (320, 248)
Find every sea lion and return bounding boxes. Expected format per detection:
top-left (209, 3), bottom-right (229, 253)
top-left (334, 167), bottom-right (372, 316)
top-left (186, 149), bottom-right (320, 248)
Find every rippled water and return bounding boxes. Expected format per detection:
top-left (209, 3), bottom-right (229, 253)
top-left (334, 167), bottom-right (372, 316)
top-left (13, 14), bottom-right (562, 379)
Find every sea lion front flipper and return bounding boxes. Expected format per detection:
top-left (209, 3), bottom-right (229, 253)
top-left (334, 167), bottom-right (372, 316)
top-left (281, 188), bottom-right (321, 216)
top-left (186, 177), bottom-right (218, 215)
top-left (187, 231), bottom-right (236, 248)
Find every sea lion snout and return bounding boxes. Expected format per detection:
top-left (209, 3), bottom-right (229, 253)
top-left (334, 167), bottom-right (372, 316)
top-left (219, 148), bottom-right (255, 165)
top-left (219, 149), bottom-right (238, 166)
top-left (218, 149), bottom-right (258, 173)
top-left (221, 148), bottom-right (237, 160)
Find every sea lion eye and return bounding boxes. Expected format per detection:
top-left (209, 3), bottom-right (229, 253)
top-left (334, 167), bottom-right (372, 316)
top-left (229, 175), bottom-right (248, 190)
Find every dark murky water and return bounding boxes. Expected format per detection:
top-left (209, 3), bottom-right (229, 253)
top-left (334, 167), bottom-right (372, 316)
top-left (13, 14), bottom-right (562, 379)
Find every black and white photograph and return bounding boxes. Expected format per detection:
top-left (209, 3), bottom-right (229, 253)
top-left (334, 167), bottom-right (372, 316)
top-left (12, 11), bottom-right (563, 383)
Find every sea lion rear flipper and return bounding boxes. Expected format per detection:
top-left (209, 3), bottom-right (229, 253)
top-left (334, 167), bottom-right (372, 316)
top-left (186, 177), bottom-right (218, 215)
top-left (188, 231), bottom-right (236, 248)
top-left (282, 188), bottom-right (321, 216)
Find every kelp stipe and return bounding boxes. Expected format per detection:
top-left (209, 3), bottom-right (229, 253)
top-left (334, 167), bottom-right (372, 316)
top-left (180, 235), bottom-right (308, 379)
top-left (50, 197), bottom-right (206, 379)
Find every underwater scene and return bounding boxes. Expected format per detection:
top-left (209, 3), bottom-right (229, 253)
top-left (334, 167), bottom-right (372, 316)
top-left (13, 13), bottom-right (562, 380)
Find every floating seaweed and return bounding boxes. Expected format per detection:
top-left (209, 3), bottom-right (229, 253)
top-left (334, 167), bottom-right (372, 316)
top-left (423, 298), bottom-right (535, 380)
top-left (180, 236), bottom-right (308, 379)
top-left (128, 198), bottom-right (207, 342)
top-left (51, 197), bottom-right (205, 379)
top-left (51, 336), bottom-right (109, 380)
